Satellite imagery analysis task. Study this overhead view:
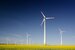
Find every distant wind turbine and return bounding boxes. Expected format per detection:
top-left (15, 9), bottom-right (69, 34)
top-left (14, 40), bottom-right (17, 44)
top-left (26, 33), bottom-right (31, 44)
top-left (6, 37), bottom-right (10, 44)
top-left (41, 11), bottom-right (54, 45)
top-left (59, 28), bottom-right (64, 45)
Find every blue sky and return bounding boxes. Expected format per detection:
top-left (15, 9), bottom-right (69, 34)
top-left (0, 0), bottom-right (75, 45)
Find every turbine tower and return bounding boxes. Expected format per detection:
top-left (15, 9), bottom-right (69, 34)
top-left (59, 28), bottom-right (64, 45)
top-left (41, 12), bottom-right (54, 45)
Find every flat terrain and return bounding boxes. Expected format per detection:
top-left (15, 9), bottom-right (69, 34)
top-left (0, 44), bottom-right (75, 50)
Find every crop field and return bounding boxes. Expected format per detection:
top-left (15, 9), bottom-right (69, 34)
top-left (0, 44), bottom-right (75, 50)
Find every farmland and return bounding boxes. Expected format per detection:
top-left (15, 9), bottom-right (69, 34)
top-left (0, 44), bottom-right (75, 50)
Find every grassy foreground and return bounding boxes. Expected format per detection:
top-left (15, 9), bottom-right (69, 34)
top-left (0, 44), bottom-right (75, 50)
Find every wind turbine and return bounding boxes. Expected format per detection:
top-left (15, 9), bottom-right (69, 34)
top-left (6, 37), bottom-right (10, 44)
top-left (59, 28), bottom-right (64, 45)
top-left (26, 33), bottom-right (31, 44)
top-left (14, 39), bottom-right (17, 44)
top-left (41, 11), bottom-right (54, 45)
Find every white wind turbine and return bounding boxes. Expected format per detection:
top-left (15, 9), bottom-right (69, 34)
top-left (59, 28), bottom-right (64, 45)
top-left (6, 37), bottom-right (10, 44)
top-left (14, 39), bottom-right (17, 44)
top-left (41, 11), bottom-right (54, 45)
top-left (26, 33), bottom-right (31, 44)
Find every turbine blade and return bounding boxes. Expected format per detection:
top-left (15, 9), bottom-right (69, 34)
top-left (41, 11), bottom-right (46, 18)
top-left (59, 28), bottom-right (64, 34)
top-left (41, 19), bottom-right (44, 26)
top-left (46, 17), bottom-right (55, 19)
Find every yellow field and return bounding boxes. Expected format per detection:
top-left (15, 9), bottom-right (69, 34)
top-left (0, 44), bottom-right (75, 50)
